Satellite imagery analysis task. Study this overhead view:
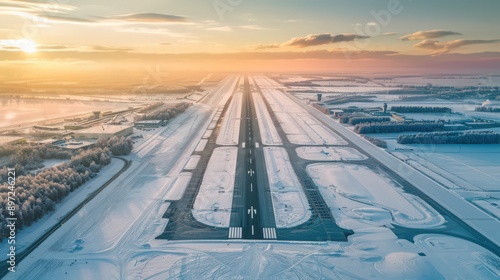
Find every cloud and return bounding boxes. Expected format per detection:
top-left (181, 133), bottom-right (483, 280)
top-left (239, 25), bottom-right (265, 30)
top-left (382, 32), bottom-right (398, 36)
top-left (207, 26), bottom-right (232, 32)
top-left (252, 43), bottom-right (280, 50)
top-left (116, 27), bottom-right (188, 37)
top-left (400, 29), bottom-right (462, 41)
top-left (92, 45), bottom-right (134, 52)
top-left (41, 14), bottom-right (96, 24)
top-left (37, 45), bottom-right (72, 50)
top-left (414, 39), bottom-right (500, 54)
top-left (0, 0), bottom-right (76, 13)
top-left (108, 13), bottom-right (188, 23)
top-left (283, 33), bottom-right (370, 48)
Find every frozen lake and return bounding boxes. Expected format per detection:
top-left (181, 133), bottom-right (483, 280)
top-left (0, 97), bottom-right (141, 128)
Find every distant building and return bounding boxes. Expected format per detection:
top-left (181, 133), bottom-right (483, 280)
top-left (74, 125), bottom-right (133, 139)
top-left (36, 139), bottom-right (66, 145)
top-left (134, 120), bottom-right (164, 128)
top-left (59, 140), bottom-right (95, 150)
top-left (0, 136), bottom-right (27, 145)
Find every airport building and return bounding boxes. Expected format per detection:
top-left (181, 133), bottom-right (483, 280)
top-left (74, 125), bottom-right (133, 140)
top-left (134, 120), bottom-right (163, 128)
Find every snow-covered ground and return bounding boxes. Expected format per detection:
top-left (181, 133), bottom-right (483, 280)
top-left (164, 172), bottom-right (192, 201)
top-left (263, 147), bottom-right (311, 228)
top-left (252, 88), bottom-right (282, 145)
top-left (285, 85), bottom-right (500, 246)
top-left (0, 159), bottom-right (124, 254)
top-left (216, 90), bottom-right (242, 145)
top-left (254, 76), bottom-right (348, 145)
top-left (388, 144), bottom-right (500, 220)
top-left (5, 84), bottom-right (223, 278)
top-left (194, 139), bottom-right (208, 152)
top-left (183, 155), bottom-right (200, 170)
top-left (6, 75), bottom-right (500, 279)
top-left (192, 147), bottom-right (238, 227)
top-left (307, 163), bottom-right (444, 229)
top-left (296, 146), bottom-right (367, 161)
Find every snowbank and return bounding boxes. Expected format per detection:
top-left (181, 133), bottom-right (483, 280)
top-left (184, 155), bottom-right (200, 170)
top-left (216, 91), bottom-right (242, 145)
top-left (264, 147), bottom-right (311, 228)
top-left (164, 172), bottom-right (191, 200)
top-left (192, 147), bottom-right (238, 227)
top-left (252, 88), bottom-right (282, 145)
top-left (296, 146), bottom-right (367, 161)
top-left (254, 76), bottom-right (347, 145)
top-left (307, 163), bottom-right (444, 229)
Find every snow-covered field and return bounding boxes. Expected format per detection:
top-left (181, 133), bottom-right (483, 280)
top-left (0, 159), bottom-right (124, 254)
top-left (389, 144), bottom-right (500, 220)
top-left (307, 163), bottom-right (444, 229)
top-left (216, 90), bottom-right (242, 145)
top-left (0, 97), bottom-right (142, 128)
top-left (192, 147), bottom-right (238, 227)
top-left (264, 147), bottom-right (311, 228)
top-left (382, 76), bottom-right (500, 87)
top-left (254, 76), bottom-right (347, 145)
top-left (296, 146), bottom-right (367, 161)
top-left (287, 89), bottom-right (500, 247)
top-left (252, 89), bottom-right (282, 145)
top-left (5, 78), bottom-right (229, 278)
top-left (183, 155), bottom-right (200, 170)
top-left (164, 172), bottom-right (192, 201)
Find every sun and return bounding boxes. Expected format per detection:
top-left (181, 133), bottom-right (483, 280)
top-left (18, 39), bottom-right (37, 53)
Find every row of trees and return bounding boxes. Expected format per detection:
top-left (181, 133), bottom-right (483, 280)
top-left (138, 102), bottom-right (164, 113)
top-left (340, 116), bottom-right (391, 125)
top-left (354, 122), bottom-right (445, 134)
top-left (0, 148), bottom-right (111, 239)
top-left (2, 144), bottom-right (74, 170)
top-left (136, 102), bottom-right (191, 122)
top-left (95, 136), bottom-right (133, 156)
top-left (397, 131), bottom-right (500, 144)
top-left (475, 107), bottom-right (500, 112)
top-left (363, 136), bottom-right (388, 148)
top-left (0, 136), bottom-right (135, 240)
top-left (391, 106), bottom-right (451, 113)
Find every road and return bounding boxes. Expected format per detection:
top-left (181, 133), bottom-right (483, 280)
top-left (229, 76), bottom-right (276, 239)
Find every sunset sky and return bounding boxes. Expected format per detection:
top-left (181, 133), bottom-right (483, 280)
top-left (1, 0), bottom-right (500, 74)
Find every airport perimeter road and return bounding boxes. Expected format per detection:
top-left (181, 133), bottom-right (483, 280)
top-left (229, 77), bottom-right (277, 240)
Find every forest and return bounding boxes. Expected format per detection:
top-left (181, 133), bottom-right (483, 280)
top-left (0, 136), bottom-right (133, 240)
top-left (339, 115), bottom-right (391, 125)
top-left (397, 131), bottom-right (500, 144)
top-left (390, 106), bottom-right (452, 113)
top-left (135, 102), bottom-right (191, 122)
top-left (475, 107), bottom-right (500, 112)
top-left (354, 122), bottom-right (445, 134)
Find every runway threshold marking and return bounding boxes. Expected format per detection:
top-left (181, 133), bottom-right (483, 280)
top-left (263, 228), bottom-right (277, 239)
top-left (229, 227), bottom-right (242, 239)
